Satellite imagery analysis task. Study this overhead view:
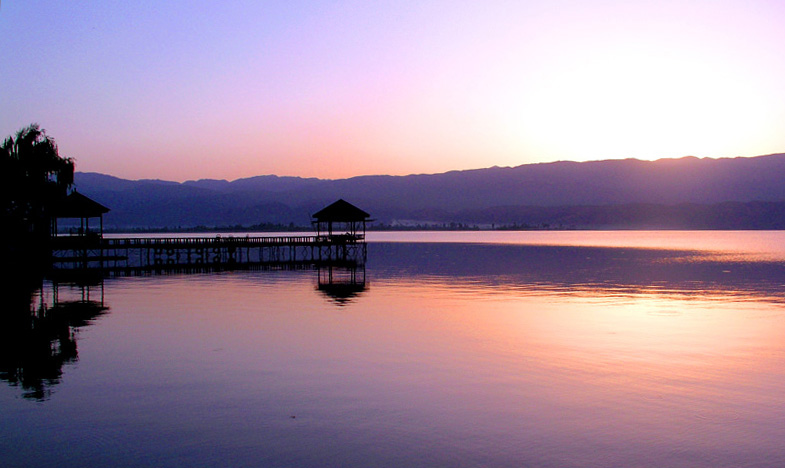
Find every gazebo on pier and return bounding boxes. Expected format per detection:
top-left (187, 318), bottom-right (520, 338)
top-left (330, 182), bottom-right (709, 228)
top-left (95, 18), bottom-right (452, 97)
top-left (52, 191), bottom-right (110, 238)
top-left (311, 199), bottom-right (371, 241)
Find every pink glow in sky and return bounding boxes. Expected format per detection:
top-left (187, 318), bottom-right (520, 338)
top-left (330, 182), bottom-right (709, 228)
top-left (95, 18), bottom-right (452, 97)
top-left (2, 1), bottom-right (784, 181)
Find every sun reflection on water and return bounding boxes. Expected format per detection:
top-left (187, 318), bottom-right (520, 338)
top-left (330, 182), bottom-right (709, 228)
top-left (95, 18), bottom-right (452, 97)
top-left (4, 233), bottom-right (785, 466)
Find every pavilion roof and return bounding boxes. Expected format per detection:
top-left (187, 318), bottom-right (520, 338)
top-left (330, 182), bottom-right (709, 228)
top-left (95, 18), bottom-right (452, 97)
top-left (312, 199), bottom-right (370, 222)
top-left (54, 191), bottom-right (110, 218)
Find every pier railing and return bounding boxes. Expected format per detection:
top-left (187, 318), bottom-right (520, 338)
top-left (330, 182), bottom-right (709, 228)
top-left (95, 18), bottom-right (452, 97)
top-left (52, 234), bottom-right (363, 248)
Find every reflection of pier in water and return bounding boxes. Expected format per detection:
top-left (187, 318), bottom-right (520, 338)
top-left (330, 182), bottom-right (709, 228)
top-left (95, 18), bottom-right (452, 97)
top-left (1, 260), bottom-right (366, 400)
top-left (0, 277), bottom-right (107, 400)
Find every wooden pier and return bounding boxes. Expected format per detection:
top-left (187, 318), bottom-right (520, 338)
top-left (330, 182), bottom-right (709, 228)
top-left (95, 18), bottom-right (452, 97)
top-left (50, 234), bottom-right (367, 272)
top-left (45, 197), bottom-right (372, 277)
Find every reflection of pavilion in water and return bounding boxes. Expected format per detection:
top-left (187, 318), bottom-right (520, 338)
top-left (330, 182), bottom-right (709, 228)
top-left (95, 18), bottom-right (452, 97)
top-left (0, 276), bottom-right (108, 400)
top-left (318, 263), bottom-right (367, 306)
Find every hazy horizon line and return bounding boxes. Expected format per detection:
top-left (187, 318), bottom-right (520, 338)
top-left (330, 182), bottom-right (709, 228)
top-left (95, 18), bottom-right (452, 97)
top-left (74, 152), bottom-right (785, 185)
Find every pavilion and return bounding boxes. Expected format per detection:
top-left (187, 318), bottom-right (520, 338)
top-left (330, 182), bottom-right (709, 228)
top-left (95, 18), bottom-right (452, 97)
top-left (52, 191), bottom-right (110, 238)
top-left (311, 199), bottom-right (371, 240)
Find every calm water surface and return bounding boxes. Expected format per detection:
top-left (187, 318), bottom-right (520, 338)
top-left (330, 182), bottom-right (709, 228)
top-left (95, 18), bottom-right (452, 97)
top-left (3, 231), bottom-right (785, 467)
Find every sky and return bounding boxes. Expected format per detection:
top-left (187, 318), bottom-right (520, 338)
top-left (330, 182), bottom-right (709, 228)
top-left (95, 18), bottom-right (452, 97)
top-left (2, 0), bottom-right (785, 182)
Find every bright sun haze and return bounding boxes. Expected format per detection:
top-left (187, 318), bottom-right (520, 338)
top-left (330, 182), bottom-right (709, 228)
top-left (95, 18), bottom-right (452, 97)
top-left (1, 0), bottom-right (783, 181)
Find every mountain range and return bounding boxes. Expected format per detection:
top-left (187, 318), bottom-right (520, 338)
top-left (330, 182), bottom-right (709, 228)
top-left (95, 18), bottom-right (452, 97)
top-left (72, 153), bottom-right (785, 230)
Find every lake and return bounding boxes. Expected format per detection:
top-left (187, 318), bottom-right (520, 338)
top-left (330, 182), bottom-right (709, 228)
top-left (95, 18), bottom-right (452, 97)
top-left (3, 231), bottom-right (785, 467)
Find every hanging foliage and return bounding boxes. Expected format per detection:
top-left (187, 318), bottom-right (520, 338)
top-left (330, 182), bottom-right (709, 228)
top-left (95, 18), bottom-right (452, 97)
top-left (1, 124), bottom-right (75, 241)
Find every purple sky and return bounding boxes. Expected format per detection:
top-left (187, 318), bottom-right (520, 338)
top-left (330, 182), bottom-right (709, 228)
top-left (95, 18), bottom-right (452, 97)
top-left (2, 1), bottom-right (784, 181)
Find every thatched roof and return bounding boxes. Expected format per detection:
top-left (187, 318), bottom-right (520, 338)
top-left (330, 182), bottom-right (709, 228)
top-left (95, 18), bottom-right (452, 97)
top-left (312, 199), bottom-right (370, 222)
top-left (54, 191), bottom-right (110, 218)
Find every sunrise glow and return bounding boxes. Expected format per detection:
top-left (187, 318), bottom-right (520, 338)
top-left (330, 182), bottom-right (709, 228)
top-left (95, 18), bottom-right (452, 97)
top-left (2, 1), bottom-right (784, 181)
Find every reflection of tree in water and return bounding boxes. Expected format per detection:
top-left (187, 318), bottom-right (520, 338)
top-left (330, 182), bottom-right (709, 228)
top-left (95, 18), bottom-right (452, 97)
top-left (317, 264), bottom-right (367, 306)
top-left (0, 277), bottom-right (108, 401)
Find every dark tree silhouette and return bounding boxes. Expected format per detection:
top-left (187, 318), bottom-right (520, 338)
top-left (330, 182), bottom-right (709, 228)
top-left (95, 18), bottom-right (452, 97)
top-left (1, 124), bottom-right (74, 243)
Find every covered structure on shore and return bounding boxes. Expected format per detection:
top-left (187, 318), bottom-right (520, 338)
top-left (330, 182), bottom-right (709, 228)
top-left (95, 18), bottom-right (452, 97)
top-left (52, 191), bottom-right (110, 237)
top-left (312, 199), bottom-right (371, 240)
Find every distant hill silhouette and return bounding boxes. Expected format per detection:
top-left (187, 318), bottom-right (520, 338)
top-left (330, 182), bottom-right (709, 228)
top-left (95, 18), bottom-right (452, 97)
top-left (73, 153), bottom-right (785, 229)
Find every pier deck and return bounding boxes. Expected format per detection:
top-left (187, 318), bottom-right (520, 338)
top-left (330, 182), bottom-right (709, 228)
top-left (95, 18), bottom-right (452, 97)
top-left (50, 234), bottom-right (366, 271)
